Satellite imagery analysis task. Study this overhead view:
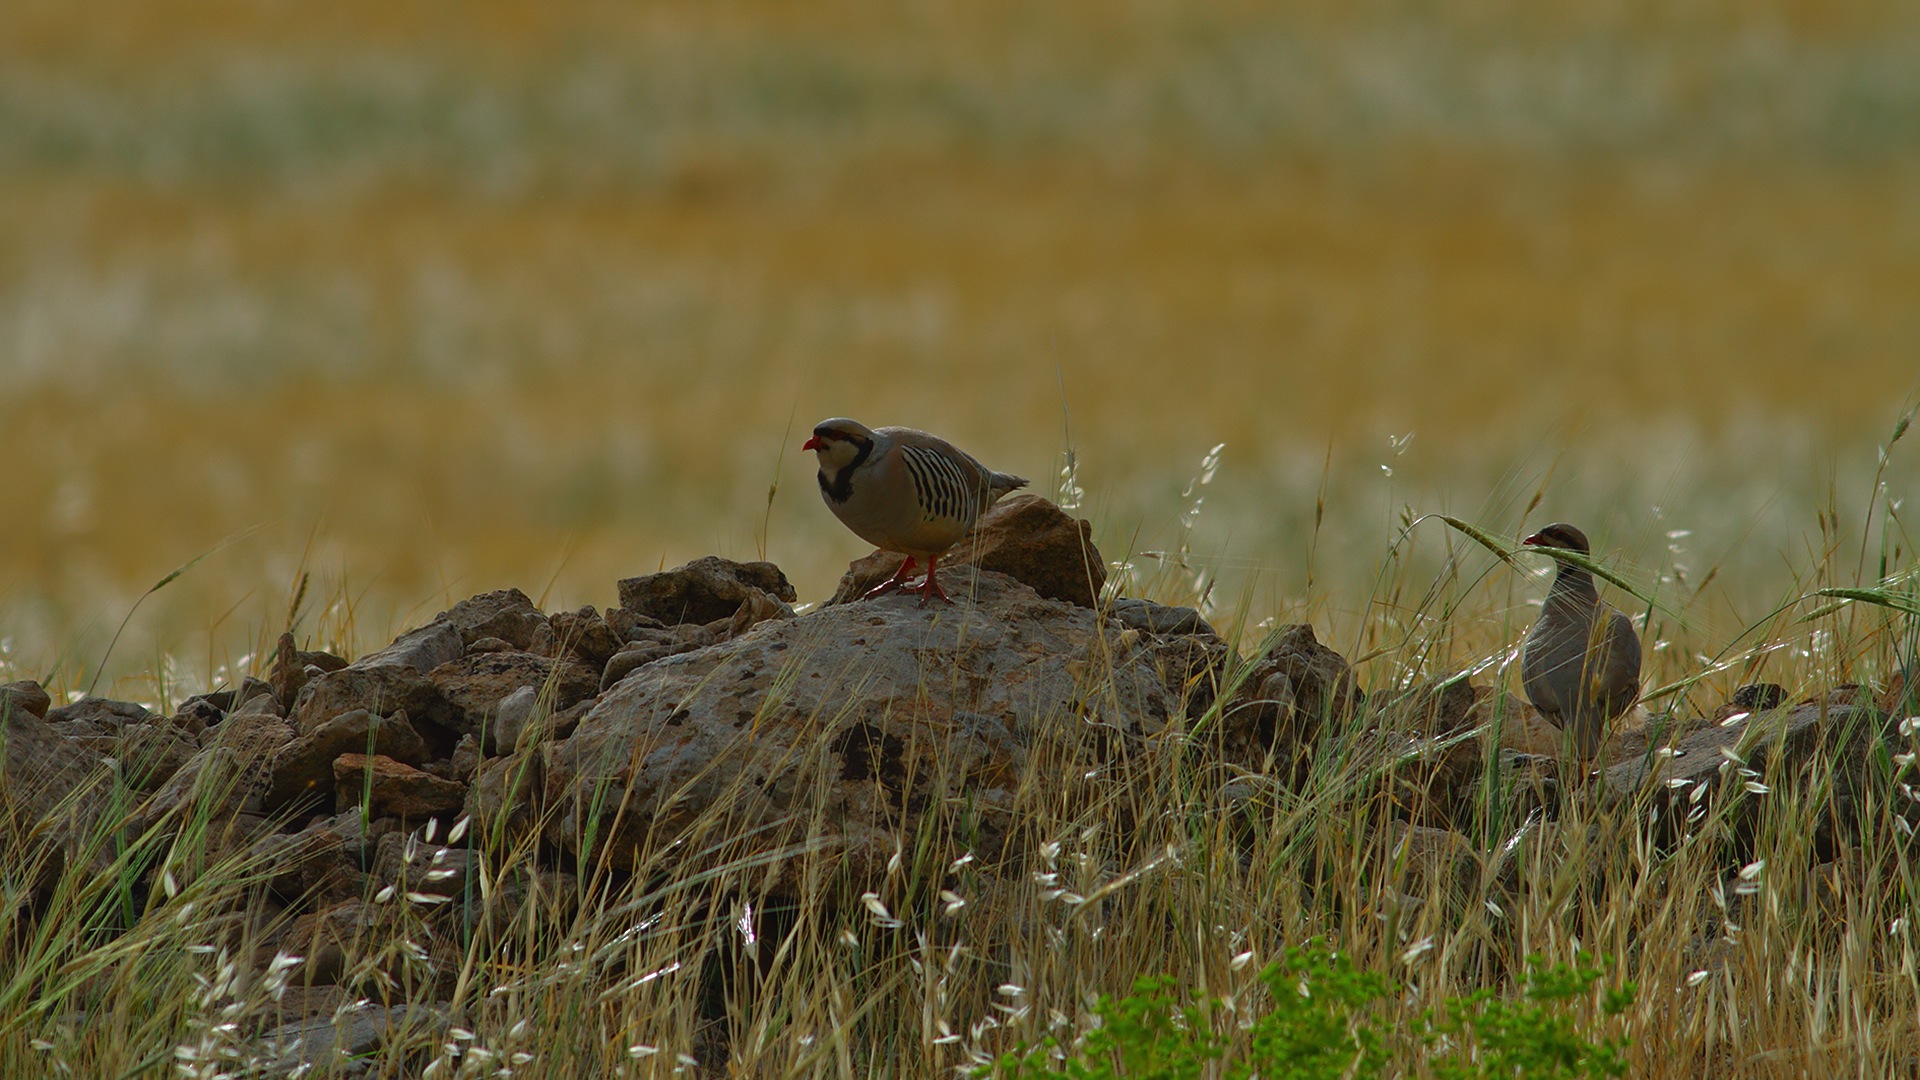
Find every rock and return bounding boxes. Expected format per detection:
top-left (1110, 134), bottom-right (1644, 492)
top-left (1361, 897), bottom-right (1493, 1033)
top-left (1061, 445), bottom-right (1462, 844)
top-left (830, 493), bottom-right (1105, 607)
top-left (1603, 701), bottom-right (1894, 856)
top-left (248, 817), bottom-right (368, 904)
top-left (266, 710), bottom-right (429, 810)
top-left (600, 624), bottom-right (728, 691)
top-left (616, 556), bottom-right (797, 626)
top-left (45, 697), bottom-right (159, 729)
top-left (257, 1002), bottom-right (449, 1075)
top-left (2, 708), bottom-right (117, 884)
top-left (269, 632), bottom-right (350, 709)
top-left (465, 636), bottom-right (517, 654)
top-left (334, 753), bottom-right (467, 819)
top-left (605, 607), bottom-right (668, 643)
top-left (427, 651), bottom-right (599, 747)
top-left (435, 588), bottom-right (547, 651)
top-left (284, 620), bottom-right (460, 733)
top-left (353, 620), bottom-right (465, 674)
top-left (0, 680), bottom-right (52, 719)
top-left (546, 605), bottom-right (621, 669)
top-left (1215, 624), bottom-right (1364, 771)
top-left (464, 750), bottom-right (544, 845)
top-left (282, 901), bottom-right (380, 986)
top-left (371, 831), bottom-right (476, 897)
top-left (120, 723), bottom-right (201, 790)
top-left (488, 688), bottom-right (587, 755)
top-left (132, 712), bottom-right (295, 834)
top-left (550, 571), bottom-right (1186, 880)
top-left (167, 697), bottom-right (224, 736)
top-left (177, 678), bottom-right (276, 720)
top-left (230, 691), bottom-right (287, 720)
top-left (1110, 598), bottom-right (1218, 639)
top-left (448, 733), bottom-right (482, 783)
top-left (1732, 683), bottom-right (1787, 711)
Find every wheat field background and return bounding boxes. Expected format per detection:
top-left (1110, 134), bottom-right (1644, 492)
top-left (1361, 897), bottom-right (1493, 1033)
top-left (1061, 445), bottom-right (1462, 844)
top-left (2, 0), bottom-right (1917, 696)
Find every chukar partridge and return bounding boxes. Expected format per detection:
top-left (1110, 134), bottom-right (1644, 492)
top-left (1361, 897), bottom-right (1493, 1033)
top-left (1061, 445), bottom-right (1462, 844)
top-left (1519, 522), bottom-right (1643, 761)
top-left (804, 418), bottom-right (1027, 604)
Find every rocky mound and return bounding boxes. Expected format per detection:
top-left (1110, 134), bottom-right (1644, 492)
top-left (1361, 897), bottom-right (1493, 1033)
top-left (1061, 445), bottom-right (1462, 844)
top-left (3, 494), bottom-right (1908, 1070)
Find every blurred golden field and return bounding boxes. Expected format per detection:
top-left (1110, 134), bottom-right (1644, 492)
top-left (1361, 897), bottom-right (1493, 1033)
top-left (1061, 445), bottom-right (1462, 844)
top-left (3, 0), bottom-right (1918, 695)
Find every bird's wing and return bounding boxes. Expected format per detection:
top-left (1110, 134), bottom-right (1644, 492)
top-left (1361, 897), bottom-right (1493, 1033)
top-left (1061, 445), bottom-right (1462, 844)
top-left (1589, 608), bottom-right (1643, 718)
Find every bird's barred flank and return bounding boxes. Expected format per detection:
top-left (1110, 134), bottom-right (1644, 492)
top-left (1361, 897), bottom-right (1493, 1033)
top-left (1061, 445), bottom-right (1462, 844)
top-left (901, 445), bottom-right (977, 526)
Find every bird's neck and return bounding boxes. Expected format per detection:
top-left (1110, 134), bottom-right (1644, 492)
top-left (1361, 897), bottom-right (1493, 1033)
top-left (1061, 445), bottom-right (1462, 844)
top-left (818, 439), bottom-right (875, 503)
top-left (1547, 564), bottom-right (1601, 607)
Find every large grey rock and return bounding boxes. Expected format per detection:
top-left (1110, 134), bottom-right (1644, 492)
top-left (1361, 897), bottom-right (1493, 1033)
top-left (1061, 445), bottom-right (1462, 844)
top-left (257, 1001), bottom-right (448, 1074)
top-left (44, 696), bottom-right (159, 729)
top-left (354, 620), bottom-right (465, 674)
top-left (549, 571), bottom-right (1187, 881)
top-left (1603, 700), bottom-right (1898, 852)
top-left (616, 556), bottom-right (797, 626)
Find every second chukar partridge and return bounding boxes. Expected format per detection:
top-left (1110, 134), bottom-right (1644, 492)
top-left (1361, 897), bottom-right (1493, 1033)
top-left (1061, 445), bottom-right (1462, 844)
top-left (1519, 522), bottom-right (1643, 761)
top-left (804, 418), bottom-right (1027, 605)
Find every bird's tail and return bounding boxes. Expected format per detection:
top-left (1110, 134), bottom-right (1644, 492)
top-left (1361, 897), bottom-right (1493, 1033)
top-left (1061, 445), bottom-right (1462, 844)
top-left (988, 471), bottom-right (1028, 502)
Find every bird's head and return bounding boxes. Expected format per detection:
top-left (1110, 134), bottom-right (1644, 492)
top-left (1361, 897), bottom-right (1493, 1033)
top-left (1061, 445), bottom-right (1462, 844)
top-left (803, 418), bottom-right (877, 470)
top-left (1522, 522), bottom-right (1592, 555)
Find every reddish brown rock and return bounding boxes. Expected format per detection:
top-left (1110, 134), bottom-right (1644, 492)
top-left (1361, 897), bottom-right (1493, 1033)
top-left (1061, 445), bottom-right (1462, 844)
top-left (0, 680), bottom-right (52, 719)
top-left (267, 709), bottom-right (428, 810)
top-left (830, 493), bottom-right (1105, 607)
top-left (334, 753), bottom-right (467, 818)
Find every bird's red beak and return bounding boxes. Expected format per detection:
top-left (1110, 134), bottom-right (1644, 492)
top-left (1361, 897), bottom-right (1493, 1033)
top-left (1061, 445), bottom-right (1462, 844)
top-left (802, 435), bottom-right (824, 451)
top-left (1521, 532), bottom-right (1548, 547)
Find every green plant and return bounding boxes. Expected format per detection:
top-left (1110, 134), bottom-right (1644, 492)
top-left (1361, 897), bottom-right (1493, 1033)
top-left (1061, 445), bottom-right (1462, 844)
top-left (978, 943), bottom-right (1632, 1080)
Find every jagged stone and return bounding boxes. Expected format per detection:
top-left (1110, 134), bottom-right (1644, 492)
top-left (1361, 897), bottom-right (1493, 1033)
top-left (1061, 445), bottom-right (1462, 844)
top-left (1215, 623), bottom-right (1365, 770)
top-left (3, 708), bottom-right (118, 885)
top-left (0, 680), bottom-right (52, 719)
top-left (333, 753), bottom-right (467, 819)
top-left (616, 556), bottom-right (797, 626)
top-left (435, 588), bottom-right (547, 651)
top-left (545, 605), bottom-right (621, 669)
top-left (427, 651), bottom-right (599, 747)
top-left (266, 710), bottom-right (429, 810)
top-left (120, 723), bottom-right (201, 790)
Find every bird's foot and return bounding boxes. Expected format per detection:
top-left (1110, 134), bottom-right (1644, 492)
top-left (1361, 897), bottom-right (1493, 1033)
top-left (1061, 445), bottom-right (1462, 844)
top-left (916, 572), bottom-right (954, 607)
top-left (862, 557), bottom-right (919, 601)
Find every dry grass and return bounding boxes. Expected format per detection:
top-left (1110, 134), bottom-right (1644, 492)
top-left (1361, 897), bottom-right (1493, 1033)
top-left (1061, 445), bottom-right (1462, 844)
top-left (2, 1), bottom-right (1920, 1074)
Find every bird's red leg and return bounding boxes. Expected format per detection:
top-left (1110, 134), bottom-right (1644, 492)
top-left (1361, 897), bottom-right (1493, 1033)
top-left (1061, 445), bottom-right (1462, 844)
top-left (862, 557), bottom-right (918, 599)
top-left (917, 553), bottom-right (954, 606)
